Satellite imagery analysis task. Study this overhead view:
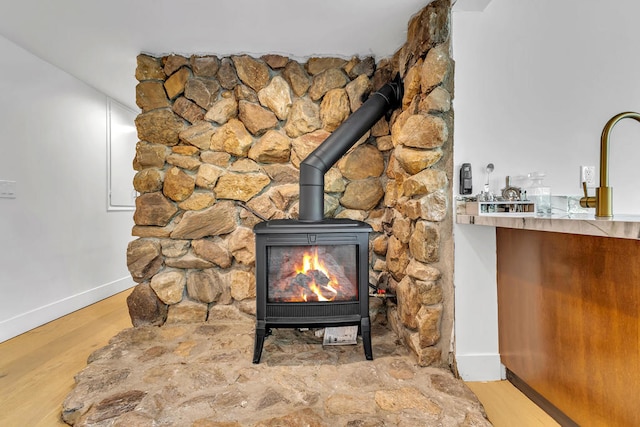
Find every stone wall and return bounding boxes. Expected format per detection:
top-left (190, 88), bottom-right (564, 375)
top-left (126, 0), bottom-right (453, 366)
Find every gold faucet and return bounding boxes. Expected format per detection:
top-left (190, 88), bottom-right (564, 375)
top-left (580, 111), bottom-right (640, 218)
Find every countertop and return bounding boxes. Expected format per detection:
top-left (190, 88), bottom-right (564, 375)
top-left (456, 213), bottom-right (640, 240)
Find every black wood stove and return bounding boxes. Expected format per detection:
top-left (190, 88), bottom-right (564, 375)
top-left (253, 219), bottom-right (372, 363)
top-left (252, 76), bottom-right (403, 363)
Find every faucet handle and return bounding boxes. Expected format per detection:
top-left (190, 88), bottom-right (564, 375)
top-left (580, 182), bottom-right (596, 208)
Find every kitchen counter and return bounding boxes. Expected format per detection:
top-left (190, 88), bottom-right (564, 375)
top-left (456, 212), bottom-right (640, 240)
top-left (458, 206), bottom-right (640, 425)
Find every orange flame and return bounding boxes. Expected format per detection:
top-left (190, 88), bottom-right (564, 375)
top-left (294, 247), bottom-right (339, 302)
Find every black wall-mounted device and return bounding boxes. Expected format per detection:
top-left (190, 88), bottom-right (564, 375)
top-left (459, 163), bottom-right (472, 195)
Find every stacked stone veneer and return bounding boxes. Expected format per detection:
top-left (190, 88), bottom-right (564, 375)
top-left (126, 0), bottom-right (453, 366)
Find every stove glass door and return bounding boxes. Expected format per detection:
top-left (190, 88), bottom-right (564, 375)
top-left (267, 244), bottom-right (358, 303)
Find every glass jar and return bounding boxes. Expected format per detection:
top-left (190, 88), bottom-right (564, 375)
top-left (526, 172), bottom-right (551, 216)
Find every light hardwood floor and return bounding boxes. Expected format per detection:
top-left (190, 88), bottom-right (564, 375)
top-left (467, 381), bottom-right (560, 426)
top-left (0, 290), bottom-right (558, 426)
top-left (0, 290), bottom-right (132, 426)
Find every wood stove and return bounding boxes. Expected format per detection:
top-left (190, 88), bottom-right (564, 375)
top-left (252, 76), bottom-right (403, 363)
top-left (252, 219), bottom-right (372, 363)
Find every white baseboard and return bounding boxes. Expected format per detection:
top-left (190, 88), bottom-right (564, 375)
top-left (455, 353), bottom-right (504, 381)
top-left (0, 276), bottom-right (134, 343)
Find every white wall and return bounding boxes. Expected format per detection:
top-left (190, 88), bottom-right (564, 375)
top-left (0, 35), bottom-right (135, 342)
top-left (452, 0), bottom-right (640, 380)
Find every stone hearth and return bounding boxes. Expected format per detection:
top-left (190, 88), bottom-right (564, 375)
top-left (62, 308), bottom-right (490, 426)
top-left (62, 1), bottom-right (477, 424)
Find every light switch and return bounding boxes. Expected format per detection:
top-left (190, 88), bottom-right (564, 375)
top-left (0, 180), bottom-right (17, 198)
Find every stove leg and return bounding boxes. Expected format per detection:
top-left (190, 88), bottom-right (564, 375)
top-left (361, 317), bottom-right (373, 360)
top-left (253, 320), bottom-right (266, 364)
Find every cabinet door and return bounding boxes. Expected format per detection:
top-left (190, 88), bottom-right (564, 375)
top-left (497, 228), bottom-right (640, 427)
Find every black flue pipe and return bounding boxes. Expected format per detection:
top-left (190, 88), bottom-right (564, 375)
top-left (299, 75), bottom-right (403, 222)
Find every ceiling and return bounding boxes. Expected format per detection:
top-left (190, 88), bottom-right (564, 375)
top-left (0, 0), bottom-right (488, 110)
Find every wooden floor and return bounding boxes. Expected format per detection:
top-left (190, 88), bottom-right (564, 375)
top-left (0, 290), bottom-right (557, 426)
top-left (0, 289), bottom-right (133, 426)
top-left (467, 381), bottom-right (560, 426)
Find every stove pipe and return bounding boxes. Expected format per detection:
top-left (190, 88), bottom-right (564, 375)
top-left (299, 75), bottom-right (404, 222)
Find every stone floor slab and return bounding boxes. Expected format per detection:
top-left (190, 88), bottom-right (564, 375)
top-left (62, 315), bottom-right (491, 426)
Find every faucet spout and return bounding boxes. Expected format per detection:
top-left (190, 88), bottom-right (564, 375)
top-left (594, 111), bottom-right (640, 218)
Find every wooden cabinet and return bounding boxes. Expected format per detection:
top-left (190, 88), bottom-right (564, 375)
top-left (497, 228), bottom-right (640, 426)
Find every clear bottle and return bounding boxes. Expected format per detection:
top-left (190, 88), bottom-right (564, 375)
top-left (527, 172), bottom-right (551, 216)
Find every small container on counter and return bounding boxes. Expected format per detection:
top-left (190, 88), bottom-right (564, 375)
top-left (526, 172), bottom-right (551, 216)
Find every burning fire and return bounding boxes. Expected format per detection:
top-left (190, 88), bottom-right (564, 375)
top-left (268, 245), bottom-right (356, 303)
top-left (294, 247), bottom-right (339, 302)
